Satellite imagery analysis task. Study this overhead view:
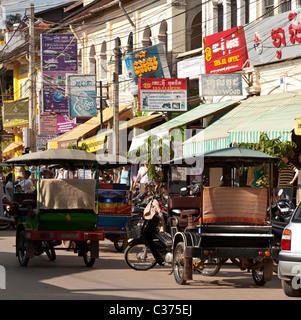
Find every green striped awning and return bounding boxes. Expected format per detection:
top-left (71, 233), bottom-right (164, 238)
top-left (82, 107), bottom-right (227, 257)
top-left (183, 91), bottom-right (301, 156)
top-left (129, 100), bottom-right (239, 152)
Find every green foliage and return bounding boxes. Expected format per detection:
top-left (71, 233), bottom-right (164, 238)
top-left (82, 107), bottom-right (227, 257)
top-left (128, 134), bottom-right (174, 181)
top-left (5, 14), bottom-right (22, 28)
top-left (67, 142), bottom-right (89, 152)
top-left (238, 132), bottom-right (297, 167)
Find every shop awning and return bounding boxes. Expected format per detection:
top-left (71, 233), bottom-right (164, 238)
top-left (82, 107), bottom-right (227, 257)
top-left (77, 114), bottom-right (164, 153)
top-left (3, 141), bottom-right (23, 157)
top-left (183, 91), bottom-right (301, 155)
top-left (47, 105), bottom-right (131, 149)
top-left (129, 100), bottom-right (239, 152)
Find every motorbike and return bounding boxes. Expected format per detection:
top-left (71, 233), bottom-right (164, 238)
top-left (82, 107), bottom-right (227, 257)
top-left (124, 196), bottom-right (177, 271)
top-left (0, 204), bottom-right (16, 230)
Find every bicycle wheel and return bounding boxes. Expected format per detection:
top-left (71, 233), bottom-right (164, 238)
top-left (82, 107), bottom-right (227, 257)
top-left (173, 242), bottom-right (187, 285)
top-left (124, 239), bottom-right (156, 271)
top-left (196, 257), bottom-right (221, 276)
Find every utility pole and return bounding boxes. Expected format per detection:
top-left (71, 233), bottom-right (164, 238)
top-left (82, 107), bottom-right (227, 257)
top-left (28, 2), bottom-right (36, 152)
top-left (113, 38), bottom-right (120, 160)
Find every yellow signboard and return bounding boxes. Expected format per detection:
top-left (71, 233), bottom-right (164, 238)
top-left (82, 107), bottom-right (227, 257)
top-left (78, 136), bottom-right (105, 153)
top-left (295, 116), bottom-right (301, 135)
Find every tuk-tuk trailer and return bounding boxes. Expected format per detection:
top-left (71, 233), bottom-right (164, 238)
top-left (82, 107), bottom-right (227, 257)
top-left (170, 147), bottom-right (280, 285)
top-left (7, 149), bottom-right (106, 267)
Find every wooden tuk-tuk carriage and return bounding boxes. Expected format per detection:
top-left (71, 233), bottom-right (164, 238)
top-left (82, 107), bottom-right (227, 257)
top-left (7, 149), bottom-right (107, 267)
top-left (168, 147), bottom-right (280, 285)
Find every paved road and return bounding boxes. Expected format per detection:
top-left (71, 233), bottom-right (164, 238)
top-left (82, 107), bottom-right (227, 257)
top-left (0, 230), bottom-right (299, 301)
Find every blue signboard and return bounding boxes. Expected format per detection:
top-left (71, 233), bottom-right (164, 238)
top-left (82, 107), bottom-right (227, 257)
top-left (67, 74), bottom-right (97, 117)
top-left (124, 44), bottom-right (170, 95)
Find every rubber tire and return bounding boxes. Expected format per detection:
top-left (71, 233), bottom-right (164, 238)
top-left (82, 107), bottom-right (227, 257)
top-left (196, 257), bottom-right (221, 276)
top-left (44, 241), bottom-right (56, 261)
top-left (281, 279), bottom-right (301, 297)
top-left (83, 241), bottom-right (96, 267)
top-left (173, 242), bottom-right (187, 285)
top-left (114, 237), bottom-right (128, 253)
top-left (17, 231), bottom-right (29, 267)
top-left (252, 268), bottom-right (267, 286)
top-left (124, 239), bottom-right (156, 271)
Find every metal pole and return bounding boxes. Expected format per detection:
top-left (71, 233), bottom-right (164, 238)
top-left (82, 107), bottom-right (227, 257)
top-left (28, 3), bottom-right (36, 152)
top-left (113, 38), bottom-right (120, 160)
top-left (99, 81), bottom-right (103, 130)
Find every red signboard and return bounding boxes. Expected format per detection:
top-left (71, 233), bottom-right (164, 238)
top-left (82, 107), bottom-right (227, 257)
top-left (138, 78), bottom-right (188, 111)
top-left (204, 26), bottom-right (249, 74)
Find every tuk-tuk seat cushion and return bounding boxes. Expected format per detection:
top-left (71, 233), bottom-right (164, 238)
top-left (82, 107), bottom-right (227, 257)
top-left (39, 179), bottom-right (96, 212)
top-left (203, 187), bottom-right (267, 225)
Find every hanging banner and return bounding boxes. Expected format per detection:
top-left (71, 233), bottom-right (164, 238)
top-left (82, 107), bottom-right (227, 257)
top-left (67, 74), bottom-right (97, 117)
top-left (138, 78), bottom-right (188, 111)
top-left (204, 26), bottom-right (249, 74)
top-left (41, 34), bottom-right (77, 113)
top-left (124, 44), bottom-right (170, 95)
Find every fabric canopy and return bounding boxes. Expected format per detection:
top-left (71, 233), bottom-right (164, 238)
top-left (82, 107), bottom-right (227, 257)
top-left (3, 141), bottom-right (23, 157)
top-left (183, 91), bottom-right (301, 155)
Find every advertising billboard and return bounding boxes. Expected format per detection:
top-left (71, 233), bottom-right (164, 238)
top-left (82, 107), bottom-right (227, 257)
top-left (204, 26), bottom-right (249, 74)
top-left (67, 74), bottom-right (97, 117)
top-left (138, 78), bottom-right (188, 112)
top-left (245, 9), bottom-right (301, 66)
top-left (41, 34), bottom-right (77, 113)
top-left (124, 44), bottom-right (170, 95)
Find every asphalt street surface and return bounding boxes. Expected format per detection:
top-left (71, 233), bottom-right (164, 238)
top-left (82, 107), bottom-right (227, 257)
top-left (0, 230), bottom-right (299, 301)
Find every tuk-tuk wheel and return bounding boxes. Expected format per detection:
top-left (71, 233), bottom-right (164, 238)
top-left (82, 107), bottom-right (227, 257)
top-left (114, 237), bottom-right (127, 253)
top-left (83, 241), bottom-right (96, 267)
top-left (173, 242), bottom-right (187, 285)
top-left (252, 268), bottom-right (266, 286)
top-left (17, 231), bottom-right (29, 267)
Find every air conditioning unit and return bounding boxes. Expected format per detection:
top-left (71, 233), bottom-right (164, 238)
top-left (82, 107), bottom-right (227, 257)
top-left (22, 127), bottom-right (31, 148)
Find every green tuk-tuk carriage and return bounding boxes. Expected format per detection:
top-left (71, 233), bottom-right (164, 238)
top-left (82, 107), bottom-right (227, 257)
top-left (7, 149), bottom-right (106, 267)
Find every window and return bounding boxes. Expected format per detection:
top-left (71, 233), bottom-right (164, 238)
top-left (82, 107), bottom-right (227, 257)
top-left (231, 0), bottom-right (237, 28)
top-left (100, 41), bottom-right (107, 80)
top-left (218, 3), bottom-right (223, 32)
top-left (264, 0), bottom-right (274, 17)
top-left (280, 0), bottom-right (291, 13)
top-left (127, 32), bottom-right (133, 53)
top-left (245, 0), bottom-right (250, 24)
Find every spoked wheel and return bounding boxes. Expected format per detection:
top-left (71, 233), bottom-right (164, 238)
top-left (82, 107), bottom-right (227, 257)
top-left (83, 241), bottom-right (96, 267)
top-left (0, 221), bottom-right (10, 230)
top-left (196, 257), bottom-right (221, 276)
top-left (16, 231), bottom-right (29, 267)
top-left (124, 239), bottom-right (156, 271)
top-left (44, 241), bottom-right (56, 261)
top-left (173, 242), bottom-right (187, 285)
top-left (252, 268), bottom-right (266, 286)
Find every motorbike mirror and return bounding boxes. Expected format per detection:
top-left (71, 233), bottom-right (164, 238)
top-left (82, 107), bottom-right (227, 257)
top-left (278, 189), bottom-right (283, 197)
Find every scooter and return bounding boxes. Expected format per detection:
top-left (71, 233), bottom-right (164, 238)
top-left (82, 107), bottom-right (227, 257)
top-left (124, 197), bottom-right (177, 270)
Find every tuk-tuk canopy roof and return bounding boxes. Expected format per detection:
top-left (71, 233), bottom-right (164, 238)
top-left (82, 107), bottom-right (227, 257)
top-left (6, 149), bottom-right (128, 167)
top-left (169, 147), bottom-right (279, 167)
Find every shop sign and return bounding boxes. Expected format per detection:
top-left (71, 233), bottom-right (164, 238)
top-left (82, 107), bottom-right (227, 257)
top-left (245, 9), bottom-right (301, 66)
top-left (295, 116), bottom-right (301, 135)
top-left (78, 136), bottom-right (105, 153)
top-left (124, 44), bottom-right (170, 95)
top-left (37, 134), bottom-right (58, 151)
top-left (41, 34), bottom-right (77, 113)
top-left (3, 99), bottom-right (28, 121)
top-left (199, 74), bottom-right (243, 96)
top-left (67, 74), bottom-right (97, 117)
top-left (204, 26), bottom-right (249, 74)
top-left (138, 78), bottom-right (188, 112)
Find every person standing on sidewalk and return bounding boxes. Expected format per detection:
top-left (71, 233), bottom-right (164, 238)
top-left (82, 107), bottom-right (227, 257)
top-left (278, 155), bottom-right (299, 202)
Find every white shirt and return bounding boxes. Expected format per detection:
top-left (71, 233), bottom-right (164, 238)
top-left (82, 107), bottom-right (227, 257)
top-left (19, 178), bottom-right (33, 193)
top-left (138, 166), bottom-right (149, 184)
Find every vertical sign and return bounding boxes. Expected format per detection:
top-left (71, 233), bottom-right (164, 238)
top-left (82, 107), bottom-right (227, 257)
top-left (41, 34), bottom-right (77, 113)
top-left (67, 74), bottom-right (97, 117)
